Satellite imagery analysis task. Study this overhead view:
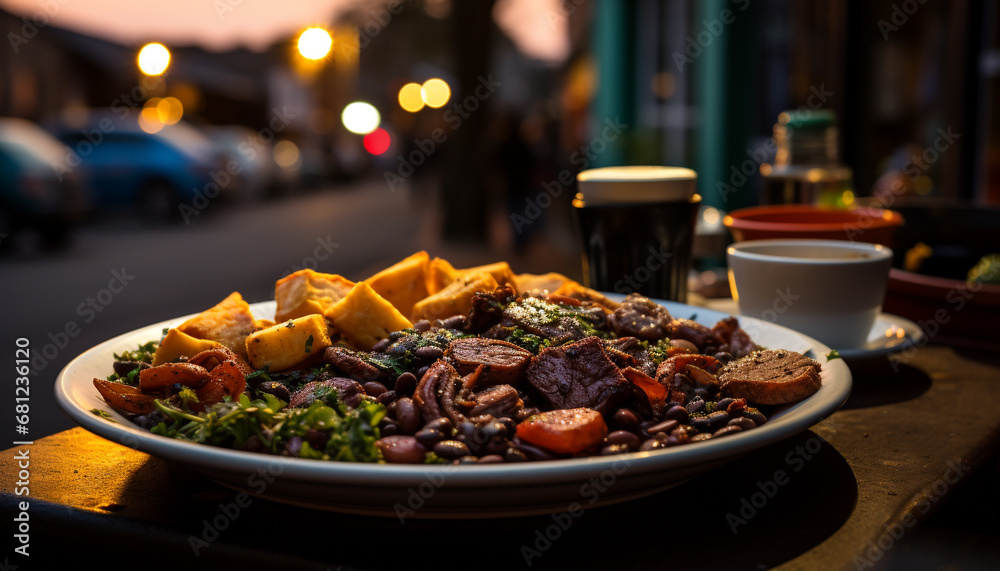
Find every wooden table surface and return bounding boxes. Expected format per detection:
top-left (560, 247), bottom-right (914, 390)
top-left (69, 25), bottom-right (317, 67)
top-left (3, 344), bottom-right (1000, 570)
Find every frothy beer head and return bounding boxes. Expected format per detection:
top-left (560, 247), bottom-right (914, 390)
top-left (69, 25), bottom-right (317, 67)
top-left (575, 166), bottom-right (697, 205)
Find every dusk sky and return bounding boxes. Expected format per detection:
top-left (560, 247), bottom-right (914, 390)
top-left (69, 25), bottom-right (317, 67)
top-left (1, 0), bottom-right (569, 62)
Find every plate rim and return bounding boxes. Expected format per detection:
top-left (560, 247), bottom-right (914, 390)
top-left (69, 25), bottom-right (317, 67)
top-left (55, 297), bottom-right (852, 490)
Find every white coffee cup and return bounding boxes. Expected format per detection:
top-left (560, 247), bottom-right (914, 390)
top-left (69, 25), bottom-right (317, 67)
top-left (727, 239), bottom-right (893, 348)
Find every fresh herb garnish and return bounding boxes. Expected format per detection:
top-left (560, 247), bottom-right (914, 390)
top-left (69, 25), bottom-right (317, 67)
top-left (90, 408), bottom-right (115, 421)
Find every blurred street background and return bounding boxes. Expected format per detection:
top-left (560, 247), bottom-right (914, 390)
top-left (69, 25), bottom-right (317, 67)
top-left (1, 1), bottom-right (999, 566)
top-left (1, 0), bottom-right (998, 444)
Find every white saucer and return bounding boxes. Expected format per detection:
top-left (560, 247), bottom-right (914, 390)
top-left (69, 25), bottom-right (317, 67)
top-left (835, 312), bottom-right (925, 360)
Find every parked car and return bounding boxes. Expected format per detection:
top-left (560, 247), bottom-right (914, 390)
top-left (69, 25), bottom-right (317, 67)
top-left (46, 109), bottom-right (227, 219)
top-left (0, 118), bottom-right (88, 250)
top-left (200, 124), bottom-right (280, 201)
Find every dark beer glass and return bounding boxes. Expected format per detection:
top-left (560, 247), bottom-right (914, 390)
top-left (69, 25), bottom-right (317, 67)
top-left (572, 167), bottom-right (700, 302)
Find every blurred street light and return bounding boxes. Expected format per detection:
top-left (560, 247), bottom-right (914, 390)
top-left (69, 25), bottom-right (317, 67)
top-left (420, 78), bottom-right (451, 108)
top-left (298, 27), bottom-right (332, 60)
top-left (341, 101), bottom-right (380, 135)
top-left (363, 128), bottom-right (391, 155)
top-left (398, 82), bottom-right (425, 113)
top-left (138, 42), bottom-right (171, 76)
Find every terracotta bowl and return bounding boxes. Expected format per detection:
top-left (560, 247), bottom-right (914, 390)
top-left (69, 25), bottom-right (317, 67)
top-left (723, 204), bottom-right (904, 247)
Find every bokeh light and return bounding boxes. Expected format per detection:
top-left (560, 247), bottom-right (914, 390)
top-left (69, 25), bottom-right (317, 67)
top-left (298, 28), bottom-right (332, 60)
top-left (273, 140), bottom-right (301, 170)
top-left (420, 78), bottom-right (451, 108)
top-left (138, 106), bottom-right (165, 133)
top-left (156, 97), bottom-right (184, 124)
top-left (363, 128), bottom-right (391, 155)
top-left (137, 43), bottom-right (171, 76)
top-left (341, 101), bottom-right (380, 135)
top-left (398, 83), bottom-right (425, 113)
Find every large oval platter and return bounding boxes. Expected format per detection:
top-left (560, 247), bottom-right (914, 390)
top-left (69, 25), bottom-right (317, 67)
top-left (56, 298), bottom-right (851, 518)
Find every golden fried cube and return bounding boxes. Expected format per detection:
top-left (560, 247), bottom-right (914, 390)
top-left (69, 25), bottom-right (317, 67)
top-left (274, 269), bottom-right (355, 323)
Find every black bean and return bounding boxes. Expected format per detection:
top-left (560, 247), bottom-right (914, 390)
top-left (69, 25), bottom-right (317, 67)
top-left (415, 345), bottom-right (444, 360)
top-left (481, 420), bottom-right (509, 440)
top-left (614, 408), bottom-right (641, 432)
top-left (707, 410), bottom-right (731, 431)
top-left (644, 419), bottom-right (679, 437)
top-left (674, 373), bottom-right (693, 387)
top-left (433, 440), bottom-right (471, 460)
top-left (394, 372), bottom-right (417, 396)
top-left (378, 435), bottom-right (427, 464)
top-left (703, 345), bottom-right (718, 354)
top-left (712, 425), bottom-right (742, 438)
top-left (441, 315), bottom-right (468, 329)
top-left (455, 420), bottom-right (478, 443)
top-left (477, 454), bottom-right (504, 464)
top-left (748, 410), bottom-right (768, 426)
top-left (377, 390), bottom-right (397, 406)
top-left (379, 418), bottom-right (399, 437)
top-left (455, 455), bottom-right (480, 464)
top-left (716, 398), bottom-right (734, 411)
top-left (690, 416), bottom-right (710, 433)
top-left (693, 387), bottom-right (710, 400)
top-left (713, 351), bottom-right (735, 364)
top-left (728, 416), bottom-right (757, 431)
top-left (639, 439), bottom-right (668, 452)
top-left (606, 430), bottom-right (640, 450)
top-left (513, 438), bottom-right (556, 461)
top-left (686, 397), bottom-right (705, 414)
top-left (662, 405), bottom-right (690, 424)
top-left (363, 381), bottom-right (388, 398)
top-left (416, 365), bottom-right (430, 378)
top-left (389, 331), bottom-right (408, 341)
top-left (667, 426), bottom-right (693, 446)
top-left (600, 444), bottom-right (631, 456)
top-left (371, 338), bottom-right (391, 353)
top-left (690, 433), bottom-right (713, 442)
top-left (413, 319), bottom-right (432, 332)
top-left (504, 447), bottom-right (529, 462)
top-left (415, 428), bottom-right (446, 447)
top-left (394, 398), bottom-right (421, 434)
top-left (423, 417), bottom-right (454, 434)
top-left (483, 439), bottom-right (509, 455)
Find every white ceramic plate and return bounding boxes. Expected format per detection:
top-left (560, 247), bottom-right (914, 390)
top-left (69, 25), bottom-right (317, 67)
top-left (836, 312), bottom-right (925, 360)
top-left (55, 299), bottom-right (852, 518)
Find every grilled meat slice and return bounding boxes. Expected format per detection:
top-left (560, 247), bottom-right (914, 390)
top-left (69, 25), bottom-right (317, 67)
top-left (289, 377), bottom-right (365, 409)
top-left (447, 337), bottom-right (533, 387)
top-left (718, 349), bottom-right (822, 405)
top-left (324, 346), bottom-right (392, 383)
top-left (500, 296), bottom-right (605, 345)
top-left (525, 336), bottom-right (630, 414)
top-left (607, 294), bottom-right (672, 340)
top-left (603, 336), bottom-right (656, 377)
